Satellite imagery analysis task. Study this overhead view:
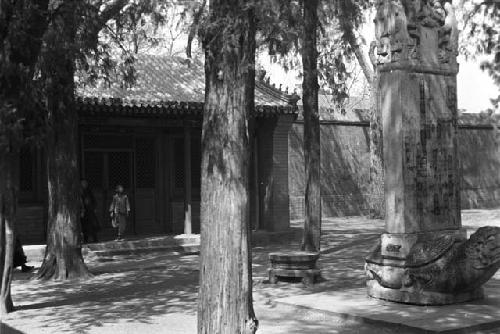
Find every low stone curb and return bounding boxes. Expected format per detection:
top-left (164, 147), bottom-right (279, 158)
top-left (88, 244), bottom-right (200, 257)
top-left (22, 228), bottom-right (300, 263)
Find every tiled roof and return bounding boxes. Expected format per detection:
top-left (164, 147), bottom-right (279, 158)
top-left (76, 55), bottom-right (299, 118)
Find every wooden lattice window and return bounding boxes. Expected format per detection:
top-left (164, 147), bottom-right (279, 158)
top-left (84, 134), bottom-right (133, 150)
top-left (84, 152), bottom-right (104, 189)
top-left (173, 137), bottom-right (185, 189)
top-left (136, 137), bottom-right (156, 188)
top-left (108, 152), bottom-right (131, 190)
top-left (191, 136), bottom-right (201, 189)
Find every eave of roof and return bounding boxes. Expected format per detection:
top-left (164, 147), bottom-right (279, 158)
top-left (76, 97), bottom-right (298, 118)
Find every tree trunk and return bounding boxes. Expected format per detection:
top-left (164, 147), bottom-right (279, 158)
top-left (197, 1), bottom-right (258, 333)
top-left (0, 153), bottom-right (17, 314)
top-left (38, 107), bottom-right (90, 280)
top-left (368, 70), bottom-right (384, 219)
top-left (37, 0), bottom-right (90, 280)
top-left (0, 0), bottom-right (49, 312)
top-left (301, 0), bottom-right (321, 253)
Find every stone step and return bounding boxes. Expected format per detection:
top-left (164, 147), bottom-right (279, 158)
top-left (87, 244), bottom-right (200, 257)
top-left (85, 234), bottom-right (200, 251)
top-left (23, 245), bottom-right (47, 264)
top-left (22, 228), bottom-right (300, 264)
top-left (23, 234), bottom-right (201, 263)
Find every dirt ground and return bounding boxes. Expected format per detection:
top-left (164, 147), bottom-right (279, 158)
top-left (1, 209), bottom-right (499, 334)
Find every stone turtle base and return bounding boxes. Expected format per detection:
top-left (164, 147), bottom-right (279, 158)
top-left (367, 280), bottom-right (485, 306)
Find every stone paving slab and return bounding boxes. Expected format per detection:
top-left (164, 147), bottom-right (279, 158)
top-left (275, 286), bottom-right (500, 333)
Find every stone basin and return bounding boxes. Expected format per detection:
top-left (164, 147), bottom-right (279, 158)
top-left (268, 251), bottom-right (320, 286)
top-left (269, 251), bottom-right (320, 270)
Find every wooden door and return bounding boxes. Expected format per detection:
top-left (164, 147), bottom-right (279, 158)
top-left (107, 151), bottom-right (134, 233)
top-left (83, 152), bottom-right (108, 233)
top-left (84, 150), bottom-right (133, 237)
top-left (134, 137), bottom-right (158, 234)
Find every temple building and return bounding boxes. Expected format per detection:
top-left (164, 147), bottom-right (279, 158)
top-left (18, 55), bottom-right (299, 244)
top-left (16, 56), bottom-right (500, 245)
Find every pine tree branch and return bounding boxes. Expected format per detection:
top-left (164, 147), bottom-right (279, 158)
top-left (186, 0), bottom-right (206, 58)
top-left (98, 0), bottom-right (128, 25)
top-left (343, 23), bottom-right (375, 84)
top-left (338, 0), bottom-right (375, 84)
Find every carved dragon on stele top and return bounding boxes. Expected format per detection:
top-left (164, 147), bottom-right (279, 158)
top-left (371, 0), bottom-right (459, 65)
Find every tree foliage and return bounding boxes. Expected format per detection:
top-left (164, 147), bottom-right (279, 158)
top-left (80, 0), bottom-right (199, 88)
top-left (0, 0), bottom-right (48, 151)
top-left (186, 0), bottom-right (372, 108)
top-left (458, 0), bottom-right (499, 112)
top-left (258, 0), bottom-right (372, 106)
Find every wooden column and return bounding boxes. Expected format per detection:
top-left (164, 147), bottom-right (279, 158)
top-left (158, 133), bottom-right (167, 233)
top-left (253, 135), bottom-right (260, 230)
top-left (184, 123), bottom-right (192, 235)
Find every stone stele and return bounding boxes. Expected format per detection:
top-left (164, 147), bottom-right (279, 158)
top-left (365, 0), bottom-right (500, 305)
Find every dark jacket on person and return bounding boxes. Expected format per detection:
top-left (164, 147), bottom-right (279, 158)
top-left (81, 187), bottom-right (100, 232)
top-left (13, 238), bottom-right (27, 267)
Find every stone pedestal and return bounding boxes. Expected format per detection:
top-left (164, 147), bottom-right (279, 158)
top-left (365, 0), bottom-right (500, 305)
top-left (366, 280), bottom-right (484, 306)
top-left (268, 251), bottom-right (320, 286)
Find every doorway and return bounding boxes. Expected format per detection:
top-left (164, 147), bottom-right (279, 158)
top-left (83, 150), bottom-right (135, 237)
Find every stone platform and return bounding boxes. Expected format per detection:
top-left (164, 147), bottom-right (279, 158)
top-left (23, 228), bottom-right (302, 263)
top-left (23, 234), bottom-right (201, 262)
top-left (275, 285), bottom-right (500, 333)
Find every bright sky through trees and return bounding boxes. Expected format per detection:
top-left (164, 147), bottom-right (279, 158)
top-left (257, 5), bottom-right (499, 114)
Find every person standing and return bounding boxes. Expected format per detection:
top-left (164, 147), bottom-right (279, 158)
top-left (14, 238), bottom-right (34, 272)
top-left (109, 184), bottom-right (130, 241)
top-left (80, 179), bottom-right (100, 243)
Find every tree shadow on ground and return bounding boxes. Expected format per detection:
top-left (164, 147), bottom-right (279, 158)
top-left (256, 277), bottom-right (500, 334)
top-left (252, 213), bottom-right (500, 334)
top-left (7, 255), bottom-right (199, 333)
top-left (255, 302), bottom-right (425, 334)
top-left (291, 216), bottom-right (385, 234)
top-left (253, 211), bottom-right (500, 334)
top-left (0, 323), bottom-right (25, 334)
top-left (252, 230), bottom-right (379, 302)
top-left (5, 211), bottom-right (500, 333)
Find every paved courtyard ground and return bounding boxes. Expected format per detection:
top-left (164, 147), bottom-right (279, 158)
top-left (1, 209), bottom-right (499, 334)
